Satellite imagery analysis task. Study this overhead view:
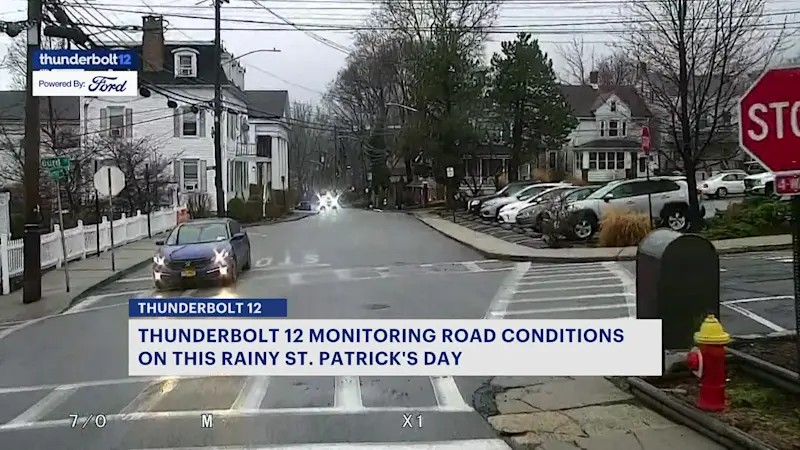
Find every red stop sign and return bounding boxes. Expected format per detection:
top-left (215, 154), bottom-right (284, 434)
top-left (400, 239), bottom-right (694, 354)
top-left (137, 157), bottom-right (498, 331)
top-left (739, 67), bottom-right (800, 173)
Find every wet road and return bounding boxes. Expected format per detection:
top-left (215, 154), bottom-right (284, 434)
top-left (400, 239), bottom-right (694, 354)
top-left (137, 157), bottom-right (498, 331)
top-left (0, 209), bottom-right (517, 449)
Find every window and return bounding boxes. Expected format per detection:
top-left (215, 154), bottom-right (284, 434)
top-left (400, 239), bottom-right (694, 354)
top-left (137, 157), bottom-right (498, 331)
top-left (256, 136), bottom-right (272, 158)
top-left (722, 174), bottom-right (738, 182)
top-left (600, 121), bottom-right (606, 137)
top-left (228, 112), bottom-right (238, 139)
top-left (622, 122), bottom-right (627, 136)
top-left (172, 49), bottom-right (198, 78)
top-left (610, 101), bottom-right (617, 112)
top-left (609, 120), bottom-right (619, 137)
top-left (100, 106), bottom-right (132, 138)
top-left (183, 160), bottom-right (199, 191)
top-left (589, 152), bottom-right (625, 170)
top-left (609, 182), bottom-right (637, 198)
top-left (639, 157), bottom-right (647, 173)
top-left (651, 180), bottom-right (680, 193)
top-left (182, 107), bottom-right (198, 136)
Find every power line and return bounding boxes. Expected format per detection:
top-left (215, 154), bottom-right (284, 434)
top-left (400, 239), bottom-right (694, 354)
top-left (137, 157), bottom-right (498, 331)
top-left (249, 0), bottom-right (350, 53)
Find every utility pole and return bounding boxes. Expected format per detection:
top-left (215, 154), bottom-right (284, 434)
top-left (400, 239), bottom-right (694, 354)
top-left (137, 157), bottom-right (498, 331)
top-left (333, 125), bottom-right (338, 191)
top-left (23, 0), bottom-right (42, 304)
top-left (213, 0), bottom-right (227, 217)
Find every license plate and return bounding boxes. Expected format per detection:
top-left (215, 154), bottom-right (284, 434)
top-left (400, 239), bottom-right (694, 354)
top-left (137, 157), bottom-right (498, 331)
top-left (181, 268), bottom-right (196, 277)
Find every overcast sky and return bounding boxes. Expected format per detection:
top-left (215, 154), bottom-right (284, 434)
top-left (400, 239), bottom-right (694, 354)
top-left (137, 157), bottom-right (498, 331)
top-left (1, 0), bottom-right (797, 104)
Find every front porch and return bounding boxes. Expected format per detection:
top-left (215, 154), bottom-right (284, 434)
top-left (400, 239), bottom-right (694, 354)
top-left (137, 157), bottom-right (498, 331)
top-left (572, 139), bottom-right (657, 183)
top-left (230, 140), bottom-right (272, 202)
top-left (461, 144), bottom-right (512, 195)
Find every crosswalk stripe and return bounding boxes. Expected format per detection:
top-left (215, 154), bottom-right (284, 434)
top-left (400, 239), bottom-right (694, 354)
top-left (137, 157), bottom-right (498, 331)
top-left (231, 376), bottom-right (270, 410)
top-left (334, 376), bottom-right (363, 411)
top-left (7, 387), bottom-right (75, 426)
top-left (501, 293), bottom-right (634, 304)
top-left (495, 304), bottom-right (629, 317)
top-left (430, 376), bottom-right (472, 411)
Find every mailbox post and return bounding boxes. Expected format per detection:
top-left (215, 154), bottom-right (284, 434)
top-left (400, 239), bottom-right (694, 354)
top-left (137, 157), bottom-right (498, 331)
top-left (637, 230), bottom-right (720, 369)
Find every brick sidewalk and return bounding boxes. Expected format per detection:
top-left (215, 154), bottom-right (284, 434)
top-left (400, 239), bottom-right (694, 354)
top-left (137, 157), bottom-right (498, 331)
top-left (0, 236), bottom-right (162, 324)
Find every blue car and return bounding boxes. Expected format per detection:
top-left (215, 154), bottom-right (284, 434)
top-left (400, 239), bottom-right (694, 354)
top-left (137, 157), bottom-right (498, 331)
top-left (152, 218), bottom-right (252, 291)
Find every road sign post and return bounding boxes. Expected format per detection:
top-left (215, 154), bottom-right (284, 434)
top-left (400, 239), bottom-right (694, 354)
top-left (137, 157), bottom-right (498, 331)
top-left (738, 66), bottom-right (800, 372)
top-left (641, 126), bottom-right (654, 228)
top-left (446, 166), bottom-right (455, 222)
top-left (93, 165), bottom-right (126, 272)
top-left (41, 157), bottom-right (72, 292)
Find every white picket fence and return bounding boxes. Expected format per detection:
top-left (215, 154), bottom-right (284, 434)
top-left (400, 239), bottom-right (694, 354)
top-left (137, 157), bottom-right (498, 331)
top-left (0, 206), bottom-right (183, 295)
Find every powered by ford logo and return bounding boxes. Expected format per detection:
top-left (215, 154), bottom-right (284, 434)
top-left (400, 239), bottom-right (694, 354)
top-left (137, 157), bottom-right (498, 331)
top-left (88, 75), bottom-right (129, 93)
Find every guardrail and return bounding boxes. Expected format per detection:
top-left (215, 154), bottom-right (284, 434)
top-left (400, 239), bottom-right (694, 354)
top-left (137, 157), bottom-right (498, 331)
top-left (0, 206), bottom-right (183, 295)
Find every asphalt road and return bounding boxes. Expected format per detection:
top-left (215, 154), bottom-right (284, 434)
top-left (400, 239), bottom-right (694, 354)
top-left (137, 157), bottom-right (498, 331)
top-left (0, 209), bottom-right (517, 450)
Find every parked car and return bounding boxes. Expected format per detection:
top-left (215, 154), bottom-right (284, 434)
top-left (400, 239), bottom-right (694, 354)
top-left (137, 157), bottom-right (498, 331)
top-left (498, 185), bottom-right (576, 224)
top-left (698, 171), bottom-right (747, 198)
top-left (744, 171), bottom-right (775, 196)
top-left (152, 218), bottom-right (252, 291)
top-left (563, 177), bottom-right (702, 240)
top-left (516, 186), bottom-right (599, 230)
top-left (480, 183), bottom-right (568, 220)
top-left (466, 181), bottom-right (539, 214)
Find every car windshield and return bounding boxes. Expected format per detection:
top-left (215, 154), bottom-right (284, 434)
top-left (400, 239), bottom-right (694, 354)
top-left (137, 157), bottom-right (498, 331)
top-left (585, 181), bottom-right (623, 199)
top-left (504, 183), bottom-right (538, 197)
top-left (517, 186), bottom-right (552, 200)
top-left (167, 222), bottom-right (229, 245)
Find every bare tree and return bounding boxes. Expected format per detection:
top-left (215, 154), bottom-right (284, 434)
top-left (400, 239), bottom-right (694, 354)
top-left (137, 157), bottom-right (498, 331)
top-left (1, 36), bottom-right (69, 88)
top-left (289, 102), bottom-right (335, 195)
top-left (621, 0), bottom-right (791, 229)
top-left (595, 51), bottom-right (640, 86)
top-left (556, 36), bottom-right (593, 84)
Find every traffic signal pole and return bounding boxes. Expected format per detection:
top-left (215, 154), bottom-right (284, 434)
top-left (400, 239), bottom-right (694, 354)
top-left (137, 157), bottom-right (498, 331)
top-left (23, 0), bottom-right (42, 303)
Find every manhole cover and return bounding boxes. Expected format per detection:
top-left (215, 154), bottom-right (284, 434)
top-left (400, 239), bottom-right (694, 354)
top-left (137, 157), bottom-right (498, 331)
top-left (364, 303), bottom-right (390, 310)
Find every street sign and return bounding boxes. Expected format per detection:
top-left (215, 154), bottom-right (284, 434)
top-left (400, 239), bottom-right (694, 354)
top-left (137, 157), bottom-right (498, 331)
top-left (446, 166), bottom-right (454, 178)
top-left (641, 126), bottom-right (651, 154)
top-left (776, 174), bottom-right (800, 195)
top-left (41, 157), bottom-right (71, 170)
top-left (739, 67), bottom-right (800, 174)
top-left (93, 165), bottom-right (125, 197)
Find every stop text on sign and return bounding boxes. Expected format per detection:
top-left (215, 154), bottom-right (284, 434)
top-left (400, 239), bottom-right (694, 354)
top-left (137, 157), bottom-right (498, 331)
top-left (746, 101), bottom-right (800, 141)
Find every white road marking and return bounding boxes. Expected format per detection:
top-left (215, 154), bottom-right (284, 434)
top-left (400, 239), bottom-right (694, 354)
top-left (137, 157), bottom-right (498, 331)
top-left (335, 269), bottom-right (353, 281)
top-left (517, 270), bottom-right (610, 281)
top-left (0, 376), bottom-right (207, 395)
top-left (0, 316), bottom-right (49, 341)
top-left (287, 273), bottom-right (305, 285)
top-left (493, 304), bottom-right (629, 317)
top-left (0, 406), bottom-right (492, 432)
top-left (231, 376), bottom-right (270, 410)
top-left (604, 262), bottom-right (637, 318)
top-left (722, 303), bottom-right (786, 332)
top-left (133, 440), bottom-right (512, 450)
top-left (500, 293), bottom-right (634, 304)
top-left (254, 263), bottom-right (331, 271)
top-left (69, 289), bottom-right (152, 313)
top-left (485, 263), bottom-right (531, 320)
top-left (722, 295), bottom-right (793, 304)
top-left (119, 377), bottom-right (179, 416)
top-left (512, 283), bottom-right (622, 295)
top-left (429, 376), bottom-right (472, 411)
top-left (116, 277), bottom-right (153, 283)
top-left (460, 262), bottom-right (483, 273)
top-left (7, 386), bottom-right (75, 425)
top-left (516, 276), bottom-right (619, 286)
top-left (334, 376), bottom-right (363, 411)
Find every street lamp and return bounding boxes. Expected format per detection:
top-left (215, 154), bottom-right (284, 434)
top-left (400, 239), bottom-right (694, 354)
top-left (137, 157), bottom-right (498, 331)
top-left (228, 48), bottom-right (281, 61)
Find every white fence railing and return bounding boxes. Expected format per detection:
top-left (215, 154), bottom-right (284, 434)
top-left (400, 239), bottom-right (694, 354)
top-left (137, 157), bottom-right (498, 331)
top-left (0, 206), bottom-right (183, 295)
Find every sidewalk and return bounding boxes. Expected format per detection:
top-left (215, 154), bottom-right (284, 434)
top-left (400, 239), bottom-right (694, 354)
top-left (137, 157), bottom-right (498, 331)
top-left (482, 376), bottom-right (723, 449)
top-left (0, 236), bottom-right (163, 324)
top-left (417, 213), bottom-right (792, 262)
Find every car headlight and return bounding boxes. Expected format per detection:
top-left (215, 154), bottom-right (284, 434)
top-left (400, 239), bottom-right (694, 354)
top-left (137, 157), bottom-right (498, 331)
top-left (214, 248), bottom-right (230, 265)
top-left (153, 255), bottom-right (166, 267)
top-left (469, 200), bottom-right (479, 207)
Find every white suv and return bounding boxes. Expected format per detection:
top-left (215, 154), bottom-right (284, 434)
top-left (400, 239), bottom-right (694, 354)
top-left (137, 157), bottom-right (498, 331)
top-left (564, 177), bottom-right (702, 240)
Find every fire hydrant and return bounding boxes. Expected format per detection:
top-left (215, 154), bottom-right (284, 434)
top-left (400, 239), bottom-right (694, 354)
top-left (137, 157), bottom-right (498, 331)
top-left (686, 314), bottom-right (730, 411)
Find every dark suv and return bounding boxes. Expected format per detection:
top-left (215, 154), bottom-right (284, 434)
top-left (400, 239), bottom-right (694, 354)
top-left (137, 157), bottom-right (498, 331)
top-left (466, 181), bottom-right (539, 215)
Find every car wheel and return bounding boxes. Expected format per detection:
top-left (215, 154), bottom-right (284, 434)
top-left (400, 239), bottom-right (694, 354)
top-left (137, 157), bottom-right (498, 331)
top-left (716, 187), bottom-right (728, 198)
top-left (223, 260), bottom-right (238, 286)
top-left (662, 206), bottom-right (688, 231)
top-left (154, 280), bottom-right (166, 292)
top-left (243, 252), bottom-right (251, 271)
top-left (572, 215), bottom-right (596, 240)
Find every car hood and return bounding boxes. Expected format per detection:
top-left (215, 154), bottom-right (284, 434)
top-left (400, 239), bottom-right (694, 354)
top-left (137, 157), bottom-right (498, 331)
top-left (162, 242), bottom-right (228, 260)
top-left (745, 172), bottom-right (774, 181)
top-left (485, 197), bottom-right (517, 208)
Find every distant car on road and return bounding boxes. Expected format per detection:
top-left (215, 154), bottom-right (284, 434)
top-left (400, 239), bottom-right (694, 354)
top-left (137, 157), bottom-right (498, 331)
top-left (698, 171), bottom-right (747, 198)
top-left (152, 218), bottom-right (251, 291)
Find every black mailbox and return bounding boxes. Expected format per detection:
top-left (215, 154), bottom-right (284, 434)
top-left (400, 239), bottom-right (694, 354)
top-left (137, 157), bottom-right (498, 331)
top-left (637, 229), bottom-right (720, 351)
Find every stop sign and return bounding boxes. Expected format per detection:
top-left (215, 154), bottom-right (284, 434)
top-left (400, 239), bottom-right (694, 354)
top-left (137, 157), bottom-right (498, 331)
top-left (739, 67), bottom-right (800, 173)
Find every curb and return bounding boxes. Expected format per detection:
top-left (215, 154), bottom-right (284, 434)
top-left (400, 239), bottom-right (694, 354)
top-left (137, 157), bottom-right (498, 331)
top-left (626, 377), bottom-right (775, 450)
top-left (243, 211), bottom-right (316, 227)
top-left (418, 214), bottom-right (793, 262)
top-left (415, 215), bottom-right (636, 263)
top-left (60, 254), bottom-right (155, 313)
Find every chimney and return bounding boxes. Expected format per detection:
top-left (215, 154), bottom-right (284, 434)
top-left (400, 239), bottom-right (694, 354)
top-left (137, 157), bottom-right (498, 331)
top-left (141, 15), bottom-right (164, 72)
top-left (589, 71), bottom-right (599, 89)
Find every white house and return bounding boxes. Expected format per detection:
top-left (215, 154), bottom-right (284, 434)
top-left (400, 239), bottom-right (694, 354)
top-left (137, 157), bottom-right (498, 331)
top-left (80, 15), bottom-right (290, 211)
top-left (559, 74), bottom-right (657, 183)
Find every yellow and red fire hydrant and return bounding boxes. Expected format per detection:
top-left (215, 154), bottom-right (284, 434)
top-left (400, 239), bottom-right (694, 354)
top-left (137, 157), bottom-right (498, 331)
top-left (686, 314), bottom-right (730, 411)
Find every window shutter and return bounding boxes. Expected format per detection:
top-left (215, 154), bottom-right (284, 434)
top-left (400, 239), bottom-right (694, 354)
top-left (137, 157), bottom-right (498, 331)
top-left (199, 160), bottom-right (207, 192)
top-left (173, 108), bottom-right (181, 137)
top-left (99, 108), bottom-right (109, 136)
top-left (174, 160), bottom-right (182, 189)
top-left (125, 108), bottom-right (133, 137)
top-left (198, 110), bottom-right (206, 137)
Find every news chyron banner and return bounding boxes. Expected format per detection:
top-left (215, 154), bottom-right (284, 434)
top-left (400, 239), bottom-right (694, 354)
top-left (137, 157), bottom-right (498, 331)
top-left (128, 298), bottom-right (664, 377)
top-left (32, 49), bottom-right (138, 97)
